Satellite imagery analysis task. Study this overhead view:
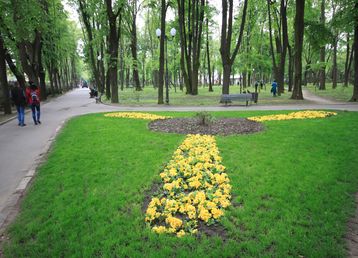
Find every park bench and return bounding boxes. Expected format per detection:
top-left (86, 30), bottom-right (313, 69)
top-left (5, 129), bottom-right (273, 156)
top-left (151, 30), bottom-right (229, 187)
top-left (220, 93), bottom-right (258, 106)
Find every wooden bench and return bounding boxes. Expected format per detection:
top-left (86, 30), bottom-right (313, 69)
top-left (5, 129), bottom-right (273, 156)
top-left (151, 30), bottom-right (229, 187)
top-left (220, 93), bottom-right (258, 106)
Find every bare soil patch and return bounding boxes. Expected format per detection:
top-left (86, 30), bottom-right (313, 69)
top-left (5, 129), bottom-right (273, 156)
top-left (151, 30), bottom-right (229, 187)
top-left (346, 192), bottom-right (358, 257)
top-left (148, 117), bottom-right (264, 136)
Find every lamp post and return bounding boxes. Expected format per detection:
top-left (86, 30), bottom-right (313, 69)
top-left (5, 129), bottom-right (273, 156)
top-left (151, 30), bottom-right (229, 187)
top-left (156, 27), bottom-right (176, 104)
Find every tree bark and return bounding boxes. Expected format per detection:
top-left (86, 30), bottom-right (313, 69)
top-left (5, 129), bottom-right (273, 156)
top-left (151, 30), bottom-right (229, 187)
top-left (78, 0), bottom-right (101, 95)
top-left (350, 14), bottom-right (358, 101)
top-left (206, 8), bottom-right (213, 92)
top-left (4, 50), bottom-right (26, 89)
top-left (0, 33), bottom-right (11, 114)
top-left (331, 4), bottom-right (338, 89)
top-left (220, 0), bottom-right (248, 95)
top-left (177, 0), bottom-right (205, 95)
top-left (158, 0), bottom-right (166, 104)
top-left (130, 11), bottom-right (141, 91)
top-left (332, 35), bottom-right (338, 89)
top-left (105, 0), bottom-right (121, 103)
top-left (38, 38), bottom-right (47, 99)
top-left (319, 0), bottom-right (326, 90)
top-left (288, 44), bottom-right (294, 92)
top-left (344, 34), bottom-right (353, 87)
top-left (291, 0), bottom-right (304, 100)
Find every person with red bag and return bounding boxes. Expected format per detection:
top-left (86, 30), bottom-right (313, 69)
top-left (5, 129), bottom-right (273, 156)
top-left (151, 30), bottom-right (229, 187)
top-left (26, 82), bottom-right (41, 125)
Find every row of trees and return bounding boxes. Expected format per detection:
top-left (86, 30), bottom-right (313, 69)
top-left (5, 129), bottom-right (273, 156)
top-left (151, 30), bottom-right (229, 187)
top-left (1, 0), bottom-right (357, 110)
top-left (75, 0), bottom-right (357, 103)
top-left (0, 0), bottom-right (81, 114)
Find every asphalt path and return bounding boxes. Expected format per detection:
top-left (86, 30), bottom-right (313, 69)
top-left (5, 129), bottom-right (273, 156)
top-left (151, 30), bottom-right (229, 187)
top-left (0, 87), bottom-right (357, 230)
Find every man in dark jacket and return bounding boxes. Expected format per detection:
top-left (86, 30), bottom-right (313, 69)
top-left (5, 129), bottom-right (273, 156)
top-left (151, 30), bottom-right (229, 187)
top-left (10, 82), bottom-right (27, 126)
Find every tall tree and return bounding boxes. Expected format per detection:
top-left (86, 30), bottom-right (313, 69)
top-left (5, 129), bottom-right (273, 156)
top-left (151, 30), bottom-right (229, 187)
top-left (177, 0), bottom-right (206, 95)
top-left (158, 0), bottom-right (166, 104)
top-left (125, 0), bottom-right (142, 91)
top-left (331, 1), bottom-right (338, 89)
top-left (350, 2), bottom-right (358, 101)
top-left (267, 0), bottom-right (289, 95)
top-left (344, 33), bottom-right (353, 87)
top-left (0, 33), bottom-right (11, 114)
top-left (318, 0), bottom-right (326, 90)
top-left (105, 0), bottom-right (122, 103)
top-left (220, 0), bottom-right (249, 95)
top-left (205, 0), bottom-right (213, 92)
top-left (291, 0), bottom-right (305, 100)
top-left (78, 0), bottom-right (103, 97)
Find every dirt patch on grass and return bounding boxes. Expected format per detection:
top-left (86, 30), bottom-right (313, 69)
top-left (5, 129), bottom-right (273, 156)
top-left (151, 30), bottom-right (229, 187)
top-left (148, 118), bottom-right (264, 136)
top-left (346, 192), bottom-right (358, 257)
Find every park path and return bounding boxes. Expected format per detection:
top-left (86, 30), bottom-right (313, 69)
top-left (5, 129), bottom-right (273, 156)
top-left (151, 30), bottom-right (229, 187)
top-left (302, 88), bottom-right (341, 104)
top-left (0, 88), bottom-right (357, 233)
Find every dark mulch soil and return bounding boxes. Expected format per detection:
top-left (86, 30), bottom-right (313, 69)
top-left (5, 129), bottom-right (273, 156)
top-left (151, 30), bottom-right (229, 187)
top-left (148, 117), bottom-right (264, 136)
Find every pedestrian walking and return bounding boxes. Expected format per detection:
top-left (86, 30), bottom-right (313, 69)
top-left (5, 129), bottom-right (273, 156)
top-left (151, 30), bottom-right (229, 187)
top-left (10, 82), bottom-right (27, 127)
top-left (26, 82), bottom-right (41, 125)
top-left (271, 80), bottom-right (278, 97)
top-left (254, 81), bottom-right (259, 93)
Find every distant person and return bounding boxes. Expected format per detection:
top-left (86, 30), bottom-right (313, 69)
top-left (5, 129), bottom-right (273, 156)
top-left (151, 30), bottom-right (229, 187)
top-left (26, 82), bottom-right (41, 125)
top-left (271, 80), bottom-right (277, 97)
top-left (10, 82), bottom-right (27, 127)
top-left (260, 80), bottom-right (264, 89)
top-left (254, 81), bottom-right (259, 93)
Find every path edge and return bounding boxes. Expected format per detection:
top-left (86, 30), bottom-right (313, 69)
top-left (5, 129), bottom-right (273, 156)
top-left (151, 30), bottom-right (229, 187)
top-left (0, 118), bottom-right (68, 255)
top-left (346, 192), bottom-right (358, 257)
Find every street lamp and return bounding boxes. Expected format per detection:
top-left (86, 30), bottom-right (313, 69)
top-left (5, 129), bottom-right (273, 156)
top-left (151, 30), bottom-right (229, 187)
top-left (156, 27), bottom-right (176, 104)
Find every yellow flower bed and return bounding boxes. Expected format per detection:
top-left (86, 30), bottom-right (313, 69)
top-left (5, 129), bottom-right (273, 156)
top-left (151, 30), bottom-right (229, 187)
top-left (248, 110), bottom-right (337, 122)
top-left (145, 134), bottom-right (231, 237)
top-left (104, 112), bottom-right (170, 120)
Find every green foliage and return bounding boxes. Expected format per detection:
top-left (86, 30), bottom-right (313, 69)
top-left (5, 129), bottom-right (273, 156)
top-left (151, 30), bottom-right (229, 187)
top-left (195, 111), bottom-right (215, 126)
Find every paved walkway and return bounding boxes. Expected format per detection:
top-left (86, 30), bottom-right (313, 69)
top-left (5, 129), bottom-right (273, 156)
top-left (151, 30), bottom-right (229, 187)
top-left (0, 88), bottom-right (357, 231)
top-left (302, 88), bottom-right (341, 104)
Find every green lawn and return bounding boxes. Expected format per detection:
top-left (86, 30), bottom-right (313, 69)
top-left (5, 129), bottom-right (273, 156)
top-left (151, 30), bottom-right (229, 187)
top-left (305, 83), bottom-right (354, 102)
top-left (3, 111), bottom-right (358, 257)
top-left (102, 85), bottom-right (312, 106)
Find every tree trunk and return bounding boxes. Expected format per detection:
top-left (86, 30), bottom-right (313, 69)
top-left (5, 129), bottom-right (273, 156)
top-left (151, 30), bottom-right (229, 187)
top-left (158, 0), bottom-right (165, 104)
top-left (131, 13), bottom-right (141, 91)
top-left (49, 67), bottom-right (54, 95)
top-left (344, 36), bottom-right (353, 87)
top-left (222, 64), bottom-right (231, 95)
top-left (53, 69), bottom-right (59, 94)
top-left (78, 0), bottom-right (101, 94)
top-left (206, 10), bottom-right (213, 92)
top-left (291, 0), bottom-right (305, 100)
top-left (177, 0), bottom-right (205, 95)
top-left (332, 4), bottom-right (338, 89)
top-left (120, 40), bottom-right (124, 91)
top-left (350, 17), bottom-right (358, 101)
top-left (319, 0), bottom-right (326, 90)
top-left (106, 69), bottom-right (111, 99)
top-left (4, 50), bottom-right (26, 89)
top-left (303, 62), bottom-right (310, 86)
top-left (0, 34), bottom-right (11, 114)
top-left (220, 0), bottom-right (248, 95)
top-left (332, 35), bottom-right (338, 89)
top-left (243, 72), bottom-right (247, 88)
top-left (105, 0), bottom-right (121, 103)
top-left (288, 44), bottom-right (294, 92)
top-left (126, 67), bottom-right (130, 88)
